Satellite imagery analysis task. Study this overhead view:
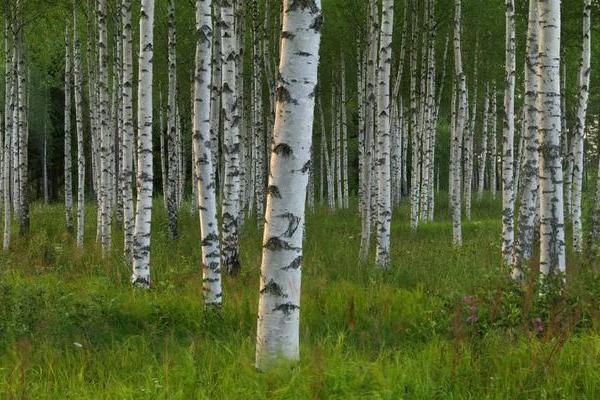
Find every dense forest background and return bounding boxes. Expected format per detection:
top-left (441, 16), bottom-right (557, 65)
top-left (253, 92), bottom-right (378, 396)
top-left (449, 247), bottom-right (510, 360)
top-left (8, 0), bottom-right (600, 202)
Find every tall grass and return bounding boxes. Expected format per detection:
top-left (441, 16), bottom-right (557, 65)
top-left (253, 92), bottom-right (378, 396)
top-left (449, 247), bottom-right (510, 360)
top-left (0, 194), bottom-right (598, 399)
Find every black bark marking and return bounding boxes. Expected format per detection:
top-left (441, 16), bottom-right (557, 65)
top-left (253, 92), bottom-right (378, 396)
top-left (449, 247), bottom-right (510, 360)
top-left (273, 143), bottom-right (293, 157)
top-left (266, 185), bottom-right (282, 199)
top-left (276, 86), bottom-right (297, 104)
top-left (289, 0), bottom-right (319, 13)
top-left (278, 212), bottom-right (301, 238)
top-left (264, 237), bottom-right (301, 252)
top-left (273, 302), bottom-right (299, 316)
top-left (260, 279), bottom-right (287, 297)
top-left (282, 256), bottom-right (302, 270)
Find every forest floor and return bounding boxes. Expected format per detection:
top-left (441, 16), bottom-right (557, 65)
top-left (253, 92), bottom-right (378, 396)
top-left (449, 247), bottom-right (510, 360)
top-left (0, 194), bottom-right (599, 399)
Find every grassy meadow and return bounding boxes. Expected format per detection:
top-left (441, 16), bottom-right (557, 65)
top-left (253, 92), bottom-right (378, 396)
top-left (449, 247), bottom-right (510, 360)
top-left (0, 194), bottom-right (598, 399)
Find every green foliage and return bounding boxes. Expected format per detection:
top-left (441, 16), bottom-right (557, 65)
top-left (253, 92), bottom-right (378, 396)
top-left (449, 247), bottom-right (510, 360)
top-left (0, 199), bottom-right (598, 398)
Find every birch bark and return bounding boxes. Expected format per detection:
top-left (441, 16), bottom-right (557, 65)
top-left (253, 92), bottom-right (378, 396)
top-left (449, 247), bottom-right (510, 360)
top-left (255, 0), bottom-right (321, 370)
top-left (131, 0), bottom-right (155, 287)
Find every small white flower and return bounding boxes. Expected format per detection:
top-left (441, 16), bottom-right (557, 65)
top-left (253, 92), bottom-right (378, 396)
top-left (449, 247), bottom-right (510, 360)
top-left (73, 342), bottom-right (83, 348)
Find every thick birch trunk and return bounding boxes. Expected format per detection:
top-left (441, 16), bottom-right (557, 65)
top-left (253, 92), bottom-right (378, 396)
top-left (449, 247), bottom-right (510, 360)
top-left (255, 0), bottom-right (321, 370)
top-left (537, 0), bottom-right (566, 279)
top-left (451, 0), bottom-right (466, 246)
top-left (194, 0), bottom-right (222, 306)
top-left (220, 0), bottom-right (242, 276)
top-left (131, 0), bottom-right (154, 287)
top-left (121, 0), bottom-right (134, 258)
top-left (513, 0), bottom-right (539, 274)
top-left (375, 0), bottom-right (394, 268)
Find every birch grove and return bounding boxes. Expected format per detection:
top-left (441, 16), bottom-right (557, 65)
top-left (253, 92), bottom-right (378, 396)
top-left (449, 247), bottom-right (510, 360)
top-left (3, 0), bottom-right (599, 376)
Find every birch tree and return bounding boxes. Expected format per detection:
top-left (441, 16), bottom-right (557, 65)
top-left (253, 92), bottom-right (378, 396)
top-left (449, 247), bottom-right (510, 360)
top-left (537, 0), bottom-right (566, 280)
top-left (98, 0), bottom-right (111, 255)
top-left (16, 26), bottom-right (28, 235)
top-left (502, 0), bottom-right (516, 267)
top-left (220, 0), bottom-right (242, 276)
top-left (3, 16), bottom-right (11, 250)
top-left (255, 0), bottom-right (322, 370)
top-left (489, 83), bottom-right (497, 198)
top-left (64, 24), bottom-right (73, 232)
top-left (513, 0), bottom-right (539, 275)
top-left (131, 0), bottom-right (154, 287)
top-left (166, 0), bottom-right (179, 240)
top-left (451, 0), bottom-right (466, 246)
top-left (121, 0), bottom-right (134, 258)
top-left (73, 3), bottom-right (85, 248)
top-left (572, 0), bottom-right (591, 254)
top-left (252, 0), bottom-right (265, 224)
top-left (193, 0), bottom-right (222, 306)
top-left (477, 86), bottom-right (489, 200)
top-left (375, 0), bottom-right (394, 268)
top-left (464, 43), bottom-right (478, 221)
top-left (359, 0), bottom-right (378, 261)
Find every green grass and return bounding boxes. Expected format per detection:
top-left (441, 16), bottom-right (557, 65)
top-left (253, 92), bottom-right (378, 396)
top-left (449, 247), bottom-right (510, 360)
top-left (0, 194), bottom-right (599, 399)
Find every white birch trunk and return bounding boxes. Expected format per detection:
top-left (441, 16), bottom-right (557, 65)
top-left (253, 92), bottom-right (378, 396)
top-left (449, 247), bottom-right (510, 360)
top-left (451, 0), bottom-right (466, 246)
top-left (73, 4), bottom-right (86, 248)
top-left (340, 58), bottom-right (349, 209)
top-left (98, 0), bottom-right (111, 255)
top-left (537, 0), bottom-right (566, 279)
top-left (3, 19), bottom-right (12, 250)
top-left (502, 0), bottom-right (516, 266)
top-left (121, 0), bottom-right (134, 258)
top-left (490, 83), bottom-right (497, 199)
top-left (166, 0), bottom-right (179, 240)
top-left (375, 0), bottom-right (394, 268)
top-left (571, 0), bottom-right (591, 254)
top-left (220, 0), bottom-right (242, 276)
top-left (252, 0), bottom-right (265, 224)
top-left (255, 0), bottom-right (321, 370)
top-left (464, 42), bottom-right (478, 221)
top-left (359, 0), bottom-right (378, 260)
top-left (65, 24), bottom-right (74, 232)
top-left (409, 4), bottom-right (419, 230)
top-left (16, 28), bottom-right (27, 235)
top-left (131, 0), bottom-right (155, 287)
top-left (194, 0), bottom-right (222, 306)
top-left (478, 86), bottom-right (489, 201)
top-left (513, 0), bottom-right (539, 274)
top-left (159, 92), bottom-right (167, 208)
